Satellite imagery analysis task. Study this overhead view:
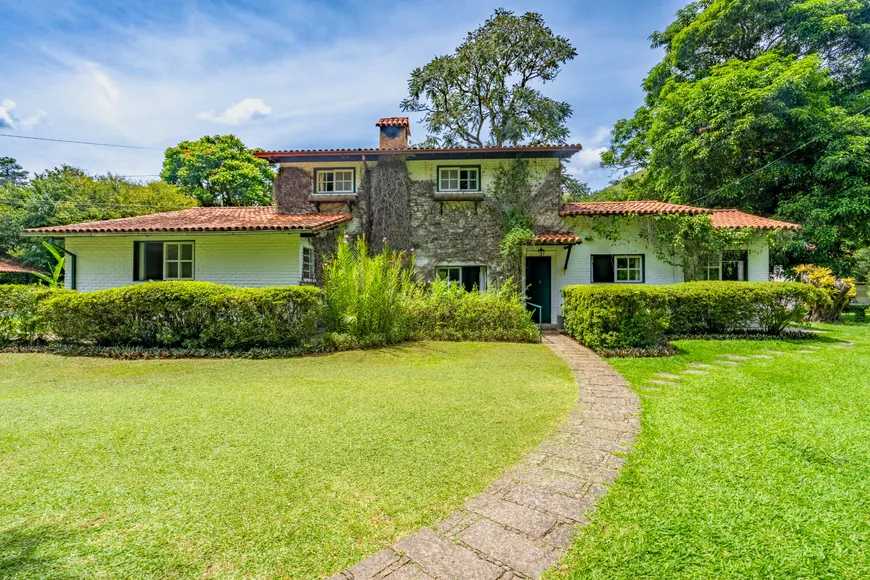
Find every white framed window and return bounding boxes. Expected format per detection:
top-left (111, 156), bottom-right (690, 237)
top-left (302, 246), bottom-right (315, 282)
top-left (436, 265), bottom-right (487, 291)
top-left (134, 241), bottom-right (194, 281)
top-left (164, 242), bottom-right (194, 280)
top-left (315, 168), bottom-right (355, 193)
top-left (438, 166), bottom-right (480, 192)
top-left (701, 251), bottom-right (747, 281)
top-left (614, 255), bottom-right (643, 283)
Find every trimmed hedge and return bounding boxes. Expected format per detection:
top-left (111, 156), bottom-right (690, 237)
top-left (0, 285), bottom-right (67, 344)
top-left (562, 285), bottom-right (670, 350)
top-left (41, 282), bottom-right (322, 348)
top-left (562, 282), bottom-right (827, 351)
top-left (408, 280), bottom-right (539, 342)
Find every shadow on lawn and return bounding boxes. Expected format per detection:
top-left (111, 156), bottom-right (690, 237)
top-left (0, 524), bottom-right (78, 579)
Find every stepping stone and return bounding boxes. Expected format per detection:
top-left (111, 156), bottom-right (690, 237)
top-left (394, 528), bottom-right (501, 580)
top-left (637, 385), bottom-right (661, 392)
top-left (682, 369), bottom-right (709, 375)
top-left (834, 344), bottom-right (855, 349)
top-left (458, 519), bottom-right (559, 579)
top-left (794, 349), bottom-right (816, 354)
top-left (648, 379), bottom-right (680, 386)
top-left (750, 354), bottom-right (774, 359)
top-left (688, 362), bottom-right (714, 368)
top-left (766, 350), bottom-right (787, 355)
top-left (713, 360), bottom-right (740, 366)
top-left (656, 373), bottom-right (682, 379)
top-left (720, 354), bottom-right (750, 360)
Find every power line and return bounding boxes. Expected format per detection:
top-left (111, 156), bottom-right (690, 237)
top-left (0, 133), bottom-right (163, 151)
top-left (689, 103), bottom-right (870, 207)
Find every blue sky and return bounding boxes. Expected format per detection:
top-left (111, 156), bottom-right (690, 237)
top-left (0, 0), bottom-right (686, 190)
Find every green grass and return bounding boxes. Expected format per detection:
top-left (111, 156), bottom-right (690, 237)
top-left (551, 320), bottom-right (870, 579)
top-left (0, 342), bottom-right (576, 579)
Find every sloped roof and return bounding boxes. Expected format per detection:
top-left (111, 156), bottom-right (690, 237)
top-left (0, 259), bottom-right (41, 274)
top-left (530, 233), bottom-right (583, 245)
top-left (560, 201), bottom-right (708, 216)
top-left (25, 207), bottom-right (352, 235)
top-left (709, 209), bottom-right (801, 230)
top-left (255, 143), bottom-right (583, 158)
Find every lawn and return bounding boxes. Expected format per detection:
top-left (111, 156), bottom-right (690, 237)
top-left (551, 319), bottom-right (870, 579)
top-left (0, 342), bottom-right (576, 579)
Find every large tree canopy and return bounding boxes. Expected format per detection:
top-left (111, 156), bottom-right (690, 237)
top-left (1, 164), bottom-right (195, 269)
top-left (0, 156), bottom-right (28, 186)
top-left (400, 9), bottom-right (577, 147)
top-left (161, 135), bottom-right (276, 207)
top-left (603, 0), bottom-right (870, 272)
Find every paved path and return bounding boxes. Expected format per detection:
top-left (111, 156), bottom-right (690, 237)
top-left (327, 333), bottom-right (639, 580)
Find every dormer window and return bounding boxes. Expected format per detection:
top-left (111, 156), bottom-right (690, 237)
top-left (438, 166), bottom-right (480, 192)
top-left (315, 168), bottom-right (355, 193)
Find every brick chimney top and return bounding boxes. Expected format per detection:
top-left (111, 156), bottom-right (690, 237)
top-left (376, 117), bottom-right (410, 149)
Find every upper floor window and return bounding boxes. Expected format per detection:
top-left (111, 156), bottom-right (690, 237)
top-left (315, 168), bottom-right (355, 193)
top-left (438, 166), bottom-right (480, 192)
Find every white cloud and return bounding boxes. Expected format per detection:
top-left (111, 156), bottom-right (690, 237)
top-left (0, 99), bottom-right (16, 129)
top-left (196, 98), bottom-right (273, 125)
top-left (0, 99), bottom-right (47, 130)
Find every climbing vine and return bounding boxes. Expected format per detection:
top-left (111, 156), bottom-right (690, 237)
top-left (490, 157), bottom-right (535, 277)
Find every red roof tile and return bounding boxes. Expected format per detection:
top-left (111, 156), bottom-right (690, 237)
top-left (255, 144), bottom-right (583, 157)
top-left (376, 117), bottom-right (410, 134)
top-left (25, 207), bottom-right (352, 235)
top-left (560, 201), bottom-right (708, 216)
top-left (530, 233), bottom-right (583, 245)
top-left (710, 209), bottom-right (801, 230)
top-left (0, 259), bottom-right (41, 274)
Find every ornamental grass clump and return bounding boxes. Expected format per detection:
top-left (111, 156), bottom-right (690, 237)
top-left (793, 264), bottom-right (855, 322)
top-left (322, 236), bottom-right (417, 345)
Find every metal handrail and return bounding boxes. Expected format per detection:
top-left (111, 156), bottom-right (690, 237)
top-left (526, 301), bottom-right (543, 343)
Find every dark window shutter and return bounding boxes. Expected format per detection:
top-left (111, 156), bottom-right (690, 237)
top-left (742, 250), bottom-right (749, 281)
top-left (133, 242), bottom-right (141, 281)
top-left (144, 243), bottom-right (164, 280)
top-left (641, 254), bottom-right (646, 283)
top-left (592, 255), bottom-right (614, 283)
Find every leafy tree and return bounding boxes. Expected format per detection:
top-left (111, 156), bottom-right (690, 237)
top-left (562, 174), bottom-right (592, 202)
top-left (603, 0), bottom-right (870, 272)
top-left (161, 135), bottom-right (276, 206)
top-left (1, 166), bottom-right (196, 269)
top-left (401, 9), bottom-right (577, 147)
top-left (0, 157), bottom-right (28, 186)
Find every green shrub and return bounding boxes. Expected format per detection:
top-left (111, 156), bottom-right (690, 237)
top-left (562, 285), bottom-right (670, 350)
top-left (667, 282), bottom-right (760, 334)
top-left (0, 284), bottom-right (66, 343)
top-left (793, 264), bottom-right (855, 322)
top-left (41, 282), bottom-right (321, 348)
top-left (409, 279), bottom-right (539, 342)
top-left (322, 236), bottom-right (416, 344)
top-left (748, 282), bottom-right (826, 334)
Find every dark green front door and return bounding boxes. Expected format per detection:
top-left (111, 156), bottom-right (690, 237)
top-left (525, 256), bottom-right (552, 324)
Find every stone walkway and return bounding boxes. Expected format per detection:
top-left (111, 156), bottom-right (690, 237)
top-left (327, 333), bottom-right (639, 580)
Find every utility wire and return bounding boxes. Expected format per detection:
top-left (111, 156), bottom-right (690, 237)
top-left (0, 133), bottom-right (163, 151)
top-left (688, 103), bottom-right (870, 207)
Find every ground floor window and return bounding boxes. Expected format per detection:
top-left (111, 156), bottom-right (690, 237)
top-left (591, 254), bottom-right (644, 283)
top-left (134, 241), bottom-right (194, 281)
top-left (700, 250), bottom-right (748, 281)
top-left (301, 246), bottom-right (315, 282)
top-left (436, 265), bottom-right (487, 291)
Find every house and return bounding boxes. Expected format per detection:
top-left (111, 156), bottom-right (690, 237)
top-left (0, 258), bottom-right (42, 283)
top-left (26, 116), bottom-right (801, 325)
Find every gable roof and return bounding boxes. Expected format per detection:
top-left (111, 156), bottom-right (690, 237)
top-left (709, 209), bottom-right (801, 230)
top-left (255, 143), bottom-right (583, 163)
top-left (560, 201), bottom-right (708, 216)
top-left (560, 200), bottom-right (800, 230)
top-left (530, 233), bottom-right (583, 245)
top-left (0, 259), bottom-right (41, 274)
top-left (25, 207), bottom-right (351, 235)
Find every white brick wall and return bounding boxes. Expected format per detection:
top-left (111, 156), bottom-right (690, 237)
top-left (523, 223), bottom-right (773, 319)
top-left (64, 232), bottom-right (306, 292)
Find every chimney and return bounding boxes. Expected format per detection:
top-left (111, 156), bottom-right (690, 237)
top-left (376, 117), bottom-right (410, 149)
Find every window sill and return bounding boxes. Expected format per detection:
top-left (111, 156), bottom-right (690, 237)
top-left (308, 193), bottom-right (358, 203)
top-left (433, 192), bottom-right (485, 202)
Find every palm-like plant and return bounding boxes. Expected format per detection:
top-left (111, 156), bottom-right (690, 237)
top-left (32, 242), bottom-right (65, 288)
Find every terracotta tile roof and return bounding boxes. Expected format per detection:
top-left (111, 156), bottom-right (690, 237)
top-left (376, 117), bottom-right (410, 134)
top-left (0, 259), bottom-right (41, 274)
top-left (530, 233), bottom-right (583, 245)
top-left (255, 144), bottom-right (583, 157)
top-left (560, 201), bottom-right (708, 216)
top-left (25, 207), bottom-right (352, 235)
top-left (710, 209), bottom-right (801, 230)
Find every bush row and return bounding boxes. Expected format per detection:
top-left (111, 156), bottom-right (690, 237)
top-left (0, 285), bottom-right (67, 343)
top-left (562, 282), bottom-right (826, 351)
